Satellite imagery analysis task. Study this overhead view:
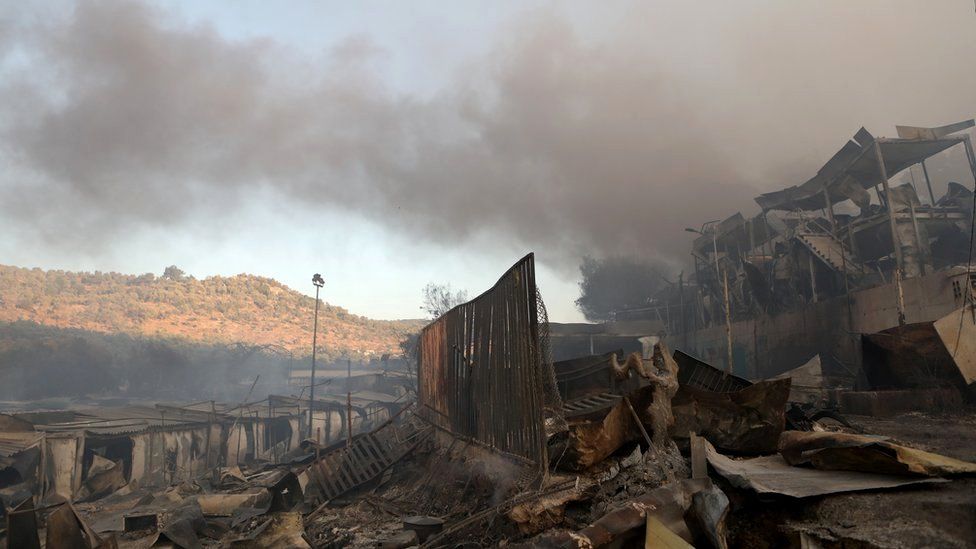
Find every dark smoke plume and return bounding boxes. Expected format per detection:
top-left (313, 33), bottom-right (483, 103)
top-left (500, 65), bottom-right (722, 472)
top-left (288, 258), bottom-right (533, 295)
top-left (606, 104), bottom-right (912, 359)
top-left (1, 1), bottom-right (975, 270)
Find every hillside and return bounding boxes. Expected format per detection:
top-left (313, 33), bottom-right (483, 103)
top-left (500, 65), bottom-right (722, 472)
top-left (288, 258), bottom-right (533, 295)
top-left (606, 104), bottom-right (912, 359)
top-left (0, 265), bottom-right (423, 357)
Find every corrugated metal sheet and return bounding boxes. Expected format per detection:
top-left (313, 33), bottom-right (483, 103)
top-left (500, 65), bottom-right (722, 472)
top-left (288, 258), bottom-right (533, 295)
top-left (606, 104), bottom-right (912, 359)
top-left (674, 350), bottom-right (751, 393)
top-left (0, 433), bottom-right (42, 457)
top-left (288, 369), bottom-right (385, 379)
top-left (418, 253), bottom-right (549, 466)
top-left (33, 405), bottom-right (205, 435)
top-left (756, 121), bottom-right (973, 212)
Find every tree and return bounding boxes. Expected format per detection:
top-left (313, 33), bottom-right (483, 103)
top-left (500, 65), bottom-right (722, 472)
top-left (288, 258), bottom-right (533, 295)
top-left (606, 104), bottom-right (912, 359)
top-left (421, 283), bottom-right (468, 319)
top-left (575, 256), bottom-right (670, 322)
top-left (162, 265), bottom-right (185, 281)
top-left (397, 332), bottom-right (420, 396)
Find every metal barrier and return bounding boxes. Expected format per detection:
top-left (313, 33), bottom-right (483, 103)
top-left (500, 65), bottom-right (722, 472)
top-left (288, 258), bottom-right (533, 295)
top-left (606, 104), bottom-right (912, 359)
top-left (417, 253), bottom-right (549, 466)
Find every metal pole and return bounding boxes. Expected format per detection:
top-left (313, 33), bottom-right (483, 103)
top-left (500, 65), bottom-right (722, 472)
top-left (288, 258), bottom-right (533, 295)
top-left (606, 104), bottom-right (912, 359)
top-left (895, 268), bottom-right (907, 326)
top-left (822, 186), bottom-right (836, 234)
top-left (346, 358), bottom-right (353, 447)
top-left (711, 231), bottom-right (720, 281)
top-left (308, 284), bottom-right (320, 439)
top-left (808, 253), bottom-right (818, 303)
top-left (748, 219), bottom-right (755, 258)
top-left (723, 269), bottom-right (734, 374)
top-left (692, 255), bottom-right (701, 329)
top-left (678, 271), bottom-right (686, 350)
top-left (874, 141), bottom-right (904, 274)
top-left (909, 200), bottom-right (926, 275)
top-left (964, 136), bottom-right (976, 190)
top-left (761, 210), bottom-right (771, 262)
top-left (920, 160), bottom-right (937, 206)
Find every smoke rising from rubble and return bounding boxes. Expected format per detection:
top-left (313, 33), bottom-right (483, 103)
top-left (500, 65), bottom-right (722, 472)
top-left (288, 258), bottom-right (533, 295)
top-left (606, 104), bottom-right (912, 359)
top-left (1, 1), bottom-right (975, 271)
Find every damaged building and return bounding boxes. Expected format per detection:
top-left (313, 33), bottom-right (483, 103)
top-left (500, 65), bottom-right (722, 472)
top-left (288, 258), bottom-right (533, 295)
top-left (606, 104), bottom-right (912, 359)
top-left (616, 120), bottom-right (976, 408)
top-left (0, 402), bottom-right (304, 504)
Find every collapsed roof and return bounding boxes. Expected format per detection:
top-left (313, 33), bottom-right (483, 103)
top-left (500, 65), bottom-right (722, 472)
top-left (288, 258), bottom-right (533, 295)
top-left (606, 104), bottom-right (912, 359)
top-left (755, 119), bottom-right (975, 212)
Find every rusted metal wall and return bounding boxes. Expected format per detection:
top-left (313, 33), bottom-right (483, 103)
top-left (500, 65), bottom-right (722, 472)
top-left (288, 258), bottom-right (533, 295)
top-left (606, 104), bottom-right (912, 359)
top-left (417, 253), bottom-right (548, 465)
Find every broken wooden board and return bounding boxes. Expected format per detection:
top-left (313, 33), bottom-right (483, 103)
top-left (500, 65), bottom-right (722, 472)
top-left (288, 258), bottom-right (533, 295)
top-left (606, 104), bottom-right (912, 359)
top-left (704, 440), bottom-right (945, 498)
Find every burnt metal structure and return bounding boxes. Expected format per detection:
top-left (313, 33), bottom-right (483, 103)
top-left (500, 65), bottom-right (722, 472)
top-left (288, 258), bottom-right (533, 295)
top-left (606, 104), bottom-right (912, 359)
top-left (417, 253), bottom-right (549, 466)
top-left (623, 119), bottom-right (976, 382)
top-left (306, 405), bottom-right (430, 502)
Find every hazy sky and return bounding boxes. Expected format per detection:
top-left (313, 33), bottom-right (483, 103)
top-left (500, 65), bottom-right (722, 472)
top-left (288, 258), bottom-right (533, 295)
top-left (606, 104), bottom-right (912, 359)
top-left (1, 1), bottom-right (975, 321)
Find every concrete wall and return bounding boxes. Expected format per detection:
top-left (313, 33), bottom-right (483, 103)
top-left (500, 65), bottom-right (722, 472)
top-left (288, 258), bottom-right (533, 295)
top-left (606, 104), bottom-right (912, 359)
top-left (36, 414), bottom-right (303, 500)
top-left (225, 423), bottom-right (248, 467)
top-left (310, 409), bottom-right (346, 445)
top-left (134, 426), bottom-right (213, 487)
top-left (288, 417), bottom-right (302, 450)
top-left (225, 417), bottom-right (300, 465)
top-left (44, 434), bottom-right (82, 500)
top-left (680, 269), bottom-right (970, 379)
top-left (130, 432), bottom-right (149, 485)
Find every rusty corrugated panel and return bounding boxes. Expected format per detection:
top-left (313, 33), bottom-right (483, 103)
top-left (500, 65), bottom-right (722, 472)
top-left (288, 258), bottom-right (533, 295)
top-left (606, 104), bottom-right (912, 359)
top-left (307, 409), bottom-right (430, 502)
top-left (417, 253), bottom-right (548, 466)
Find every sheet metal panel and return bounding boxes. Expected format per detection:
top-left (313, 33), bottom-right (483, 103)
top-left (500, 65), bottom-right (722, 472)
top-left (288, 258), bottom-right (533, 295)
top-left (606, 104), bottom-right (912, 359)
top-left (674, 350), bottom-right (752, 393)
top-left (417, 254), bottom-right (548, 465)
top-left (306, 407), bottom-right (430, 501)
top-left (934, 303), bottom-right (976, 385)
top-left (756, 121), bottom-right (970, 212)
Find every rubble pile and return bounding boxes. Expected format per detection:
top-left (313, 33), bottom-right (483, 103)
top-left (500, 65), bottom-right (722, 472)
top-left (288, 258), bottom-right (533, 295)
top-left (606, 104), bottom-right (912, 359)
top-left (4, 249), bottom-right (976, 547)
top-left (2, 343), bottom-right (976, 547)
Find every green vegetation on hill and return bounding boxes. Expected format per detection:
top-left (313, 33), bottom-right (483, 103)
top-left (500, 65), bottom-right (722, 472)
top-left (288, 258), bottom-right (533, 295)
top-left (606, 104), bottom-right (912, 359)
top-left (0, 321), bottom-right (302, 400)
top-left (0, 264), bottom-right (423, 358)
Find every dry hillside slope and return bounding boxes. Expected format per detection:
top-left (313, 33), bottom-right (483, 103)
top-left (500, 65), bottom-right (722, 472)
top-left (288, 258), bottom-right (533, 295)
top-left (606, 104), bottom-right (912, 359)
top-left (0, 265), bottom-right (422, 357)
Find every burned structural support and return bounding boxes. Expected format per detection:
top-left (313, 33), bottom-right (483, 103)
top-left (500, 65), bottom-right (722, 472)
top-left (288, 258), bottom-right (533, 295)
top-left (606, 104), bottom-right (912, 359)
top-left (417, 253), bottom-right (557, 468)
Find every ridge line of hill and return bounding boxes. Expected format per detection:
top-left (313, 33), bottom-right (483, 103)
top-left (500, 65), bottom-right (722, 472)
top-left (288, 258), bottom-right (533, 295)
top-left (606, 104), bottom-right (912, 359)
top-left (0, 264), bottom-right (424, 358)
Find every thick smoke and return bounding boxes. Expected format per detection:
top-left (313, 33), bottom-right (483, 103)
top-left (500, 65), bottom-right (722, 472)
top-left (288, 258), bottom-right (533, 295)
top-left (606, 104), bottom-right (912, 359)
top-left (1, 1), bottom-right (975, 269)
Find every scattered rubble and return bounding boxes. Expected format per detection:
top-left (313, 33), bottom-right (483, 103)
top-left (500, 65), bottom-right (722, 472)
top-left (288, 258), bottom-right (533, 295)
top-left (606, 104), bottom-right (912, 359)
top-left (3, 251), bottom-right (976, 548)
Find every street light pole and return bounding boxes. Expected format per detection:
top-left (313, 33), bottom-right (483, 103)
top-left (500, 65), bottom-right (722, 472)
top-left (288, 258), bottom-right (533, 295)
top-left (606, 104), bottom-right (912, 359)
top-left (308, 273), bottom-right (325, 440)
